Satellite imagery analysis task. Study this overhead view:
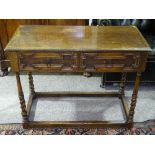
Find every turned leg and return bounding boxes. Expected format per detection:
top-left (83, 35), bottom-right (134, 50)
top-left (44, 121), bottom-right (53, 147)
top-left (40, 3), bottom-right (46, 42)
top-left (16, 72), bottom-right (28, 123)
top-left (28, 72), bottom-right (35, 95)
top-left (128, 72), bottom-right (141, 123)
top-left (119, 72), bottom-right (127, 96)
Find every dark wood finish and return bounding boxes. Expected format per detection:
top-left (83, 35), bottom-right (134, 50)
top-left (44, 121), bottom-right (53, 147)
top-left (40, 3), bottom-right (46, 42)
top-left (7, 52), bottom-right (19, 72)
top-left (16, 52), bottom-right (145, 73)
top-left (5, 26), bottom-right (150, 52)
top-left (119, 73), bottom-right (127, 96)
top-left (15, 72), bottom-right (28, 123)
top-left (0, 20), bottom-right (9, 49)
top-left (0, 37), bottom-right (9, 76)
top-left (81, 52), bottom-right (142, 72)
top-left (35, 91), bottom-right (119, 97)
top-left (24, 121), bottom-right (129, 129)
top-left (24, 91), bottom-right (131, 128)
top-left (28, 72), bottom-right (35, 95)
top-left (0, 19), bottom-right (87, 74)
top-left (128, 72), bottom-right (142, 123)
top-left (19, 52), bottom-right (79, 72)
top-left (0, 20), bottom-right (86, 48)
top-left (5, 26), bottom-right (150, 128)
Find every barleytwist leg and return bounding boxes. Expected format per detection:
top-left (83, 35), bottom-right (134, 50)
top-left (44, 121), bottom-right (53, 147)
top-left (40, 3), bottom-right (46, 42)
top-left (16, 72), bottom-right (28, 123)
top-left (119, 73), bottom-right (127, 96)
top-left (128, 72), bottom-right (141, 123)
top-left (28, 72), bottom-right (35, 95)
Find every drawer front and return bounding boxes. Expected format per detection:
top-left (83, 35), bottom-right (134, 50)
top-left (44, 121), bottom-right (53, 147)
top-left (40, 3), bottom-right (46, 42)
top-left (19, 52), bottom-right (78, 72)
top-left (81, 52), bottom-right (141, 72)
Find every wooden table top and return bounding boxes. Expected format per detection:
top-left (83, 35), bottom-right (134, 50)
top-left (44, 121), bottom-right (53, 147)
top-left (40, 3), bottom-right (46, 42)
top-left (5, 25), bottom-right (151, 52)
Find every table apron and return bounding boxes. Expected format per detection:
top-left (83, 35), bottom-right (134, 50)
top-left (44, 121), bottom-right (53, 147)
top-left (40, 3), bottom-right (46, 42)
top-left (15, 51), bottom-right (147, 73)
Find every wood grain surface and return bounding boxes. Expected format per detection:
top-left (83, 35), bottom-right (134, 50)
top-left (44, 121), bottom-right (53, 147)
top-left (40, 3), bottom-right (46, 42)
top-left (5, 25), bottom-right (151, 52)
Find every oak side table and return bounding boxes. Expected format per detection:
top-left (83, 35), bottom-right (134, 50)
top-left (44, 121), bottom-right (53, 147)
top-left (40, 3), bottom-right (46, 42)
top-left (5, 25), bottom-right (151, 128)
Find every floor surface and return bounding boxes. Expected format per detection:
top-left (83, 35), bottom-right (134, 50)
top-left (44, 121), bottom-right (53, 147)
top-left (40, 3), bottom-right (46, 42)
top-left (0, 73), bottom-right (155, 123)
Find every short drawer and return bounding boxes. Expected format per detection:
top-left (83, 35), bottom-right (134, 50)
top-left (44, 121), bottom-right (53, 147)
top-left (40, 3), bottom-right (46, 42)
top-left (19, 52), bottom-right (78, 72)
top-left (81, 52), bottom-right (141, 72)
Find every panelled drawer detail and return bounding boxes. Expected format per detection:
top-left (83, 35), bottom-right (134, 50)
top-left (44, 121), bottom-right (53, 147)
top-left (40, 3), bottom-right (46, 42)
top-left (19, 52), bottom-right (78, 72)
top-left (19, 52), bottom-right (142, 72)
top-left (81, 53), bottom-right (141, 72)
